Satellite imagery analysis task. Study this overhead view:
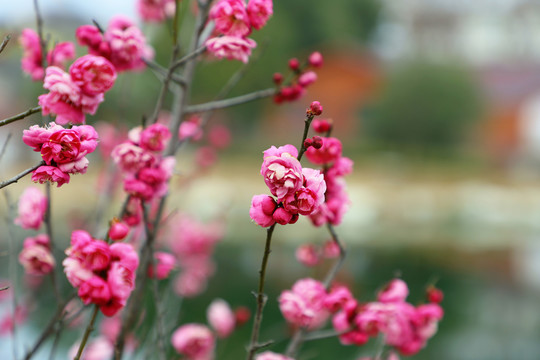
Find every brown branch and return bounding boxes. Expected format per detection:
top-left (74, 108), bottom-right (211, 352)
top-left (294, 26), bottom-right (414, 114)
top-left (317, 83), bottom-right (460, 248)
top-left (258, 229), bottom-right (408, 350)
top-left (246, 223), bottom-right (276, 360)
top-left (297, 114), bottom-right (315, 161)
top-left (0, 106), bottom-right (42, 127)
top-left (0, 34), bottom-right (11, 55)
top-left (185, 88), bottom-right (275, 114)
top-left (0, 161), bottom-right (45, 190)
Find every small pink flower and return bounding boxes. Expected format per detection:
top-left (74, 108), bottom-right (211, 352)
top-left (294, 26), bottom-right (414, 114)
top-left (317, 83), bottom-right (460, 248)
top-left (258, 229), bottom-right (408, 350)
top-left (207, 298), bottom-right (235, 338)
top-left (63, 257), bottom-right (93, 288)
top-left (282, 167), bottom-right (326, 216)
top-left (171, 323), bottom-right (215, 360)
top-left (298, 71), bottom-right (317, 88)
top-left (205, 36), bottom-right (257, 63)
top-left (57, 156), bottom-right (89, 174)
top-left (279, 278), bottom-right (329, 329)
top-left (149, 252), bottom-right (176, 280)
top-left (247, 0), bottom-right (273, 30)
top-left (178, 116), bottom-right (203, 141)
top-left (14, 186), bottom-right (47, 230)
top-left (69, 55), bottom-right (117, 96)
top-left (109, 243), bottom-right (140, 273)
top-left (76, 25), bottom-right (107, 53)
top-left (332, 309), bottom-right (369, 346)
top-left (31, 165), bottom-right (70, 187)
top-left (272, 207), bottom-right (294, 225)
top-left (295, 243), bottom-right (320, 267)
top-left (249, 194), bottom-right (276, 227)
top-left (308, 51), bottom-right (323, 68)
top-left (139, 123), bottom-right (171, 152)
top-left (80, 239), bottom-right (111, 272)
top-left (19, 28), bottom-right (44, 81)
top-left (255, 352), bottom-right (294, 360)
top-left (322, 239), bottom-right (341, 259)
top-left (210, 0), bottom-right (251, 37)
top-left (137, 0), bottom-right (176, 22)
top-left (305, 137), bottom-right (342, 165)
top-left (378, 279), bottom-right (409, 304)
top-left (19, 236), bottom-right (55, 276)
top-left (47, 42), bottom-right (76, 68)
top-left (40, 129), bottom-right (82, 165)
top-left (112, 143), bottom-right (155, 173)
top-left (260, 145), bottom-right (303, 200)
top-left (22, 123), bottom-right (61, 151)
top-left (173, 270), bottom-right (208, 298)
top-left (108, 220), bottom-right (130, 241)
top-left (78, 275), bottom-right (112, 306)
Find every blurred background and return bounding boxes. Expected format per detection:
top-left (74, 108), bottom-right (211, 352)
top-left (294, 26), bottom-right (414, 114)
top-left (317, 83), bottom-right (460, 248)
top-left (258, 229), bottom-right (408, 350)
top-left (2, 0), bottom-right (540, 359)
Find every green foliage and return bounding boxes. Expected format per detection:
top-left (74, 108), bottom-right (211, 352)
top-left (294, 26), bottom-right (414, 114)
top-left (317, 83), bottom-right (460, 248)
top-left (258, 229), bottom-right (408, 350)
top-left (363, 61), bottom-right (484, 149)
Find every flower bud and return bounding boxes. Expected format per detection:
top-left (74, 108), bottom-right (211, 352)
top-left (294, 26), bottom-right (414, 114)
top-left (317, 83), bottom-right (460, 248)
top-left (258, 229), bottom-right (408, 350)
top-left (108, 219), bottom-right (129, 241)
top-left (308, 51), bottom-right (323, 68)
top-left (309, 101), bottom-right (323, 116)
top-left (312, 136), bottom-right (323, 149)
top-left (426, 285), bottom-right (444, 303)
top-left (273, 207), bottom-right (293, 225)
top-left (273, 72), bottom-right (283, 85)
top-left (312, 118), bottom-right (332, 133)
top-left (303, 138), bottom-right (313, 149)
top-left (288, 58), bottom-right (300, 71)
top-left (234, 306), bottom-right (251, 327)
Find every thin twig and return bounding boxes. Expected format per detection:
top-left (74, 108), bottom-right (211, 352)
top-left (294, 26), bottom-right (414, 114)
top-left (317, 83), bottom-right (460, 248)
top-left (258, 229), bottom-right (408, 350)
top-left (144, 59), bottom-right (186, 86)
top-left (297, 114), bottom-right (315, 161)
top-left (246, 223), bottom-right (276, 360)
top-left (170, 45), bottom-right (207, 72)
top-left (0, 286), bottom-right (8, 291)
top-left (0, 161), bottom-right (45, 190)
top-left (33, 0), bottom-right (47, 67)
top-left (185, 88), bottom-right (276, 114)
top-left (322, 224), bottom-right (346, 289)
top-left (0, 133), bottom-right (12, 164)
top-left (0, 106), bottom-right (42, 127)
top-left (74, 305), bottom-right (100, 360)
top-left (0, 34), bottom-right (11, 55)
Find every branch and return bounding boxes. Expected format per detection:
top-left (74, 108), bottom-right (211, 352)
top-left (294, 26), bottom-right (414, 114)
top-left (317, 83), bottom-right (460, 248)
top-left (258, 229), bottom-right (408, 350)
top-left (0, 106), bottom-right (42, 127)
top-left (246, 223), bottom-right (276, 360)
top-left (322, 223), bottom-right (346, 289)
top-left (74, 305), bottom-right (100, 360)
top-left (170, 45), bottom-right (207, 72)
top-left (0, 133), bottom-right (12, 165)
top-left (0, 34), bottom-right (11, 55)
top-left (297, 114), bottom-right (315, 161)
top-left (0, 161), bottom-right (45, 190)
top-left (185, 88), bottom-right (276, 114)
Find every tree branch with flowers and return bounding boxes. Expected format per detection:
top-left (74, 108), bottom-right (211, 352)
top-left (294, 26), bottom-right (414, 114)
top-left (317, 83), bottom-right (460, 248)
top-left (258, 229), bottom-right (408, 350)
top-left (0, 0), bottom-right (444, 359)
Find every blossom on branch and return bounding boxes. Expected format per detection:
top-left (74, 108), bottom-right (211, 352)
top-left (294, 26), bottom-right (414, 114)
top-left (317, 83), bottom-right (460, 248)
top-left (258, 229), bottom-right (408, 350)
top-left (14, 186), bottom-right (47, 230)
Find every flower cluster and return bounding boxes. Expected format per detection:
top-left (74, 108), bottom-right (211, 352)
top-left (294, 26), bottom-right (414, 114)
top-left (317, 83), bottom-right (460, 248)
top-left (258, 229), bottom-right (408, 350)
top-left (112, 123), bottom-right (175, 201)
top-left (14, 186), bottom-right (47, 230)
top-left (273, 52), bottom-right (323, 104)
top-left (331, 279), bottom-right (444, 356)
top-left (38, 55), bottom-right (117, 125)
top-left (19, 28), bottom-right (75, 81)
top-left (18, 234), bottom-right (55, 276)
top-left (171, 298), bottom-right (247, 359)
top-left (305, 135), bottom-right (353, 226)
top-left (250, 144), bottom-right (326, 227)
top-left (63, 230), bottom-right (139, 316)
top-left (168, 214), bottom-right (224, 297)
top-left (206, 0), bottom-right (273, 63)
top-left (22, 122), bottom-right (100, 187)
top-left (137, 0), bottom-right (176, 23)
top-left (76, 16), bottom-right (154, 72)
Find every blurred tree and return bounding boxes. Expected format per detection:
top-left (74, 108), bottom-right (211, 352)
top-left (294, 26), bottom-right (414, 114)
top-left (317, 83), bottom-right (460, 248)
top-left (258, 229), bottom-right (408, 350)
top-left (362, 61), bottom-right (483, 150)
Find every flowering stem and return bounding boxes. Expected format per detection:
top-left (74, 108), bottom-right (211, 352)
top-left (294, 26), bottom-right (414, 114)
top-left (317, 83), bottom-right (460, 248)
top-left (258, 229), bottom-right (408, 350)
top-left (185, 88), bottom-right (276, 114)
top-left (0, 160), bottom-right (45, 189)
top-left (297, 114), bottom-right (315, 161)
top-left (323, 223), bottom-right (346, 289)
top-left (0, 34), bottom-right (11, 55)
top-left (74, 305), bottom-right (100, 360)
top-left (0, 106), bottom-right (42, 127)
top-left (246, 223), bottom-right (276, 360)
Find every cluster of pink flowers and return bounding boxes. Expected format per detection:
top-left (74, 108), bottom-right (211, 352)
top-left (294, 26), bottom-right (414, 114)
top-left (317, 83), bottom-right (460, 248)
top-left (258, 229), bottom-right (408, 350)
top-left (250, 144), bottom-right (326, 227)
top-left (76, 16), bottom-right (154, 72)
top-left (137, 0), bottom-right (176, 22)
top-left (63, 230), bottom-right (139, 316)
top-left (14, 186), bottom-right (47, 230)
top-left (206, 0), bottom-right (273, 63)
top-left (19, 28), bottom-right (75, 81)
top-left (304, 130), bottom-right (353, 227)
top-left (112, 123), bottom-right (175, 201)
top-left (18, 234), bottom-right (55, 276)
top-left (22, 122), bottom-right (99, 187)
top-left (331, 279), bottom-right (444, 356)
top-left (273, 52), bottom-right (323, 104)
top-left (171, 298), bottom-right (245, 359)
top-left (38, 54), bottom-right (117, 125)
top-left (167, 214), bottom-right (224, 297)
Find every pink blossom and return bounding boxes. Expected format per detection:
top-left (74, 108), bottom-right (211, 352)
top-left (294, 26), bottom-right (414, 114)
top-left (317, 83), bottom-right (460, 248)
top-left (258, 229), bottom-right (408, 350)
top-left (104, 16), bottom-right (154, 72)
top-left (332, 308), bottom-right (369, 346)
top-left (19, 28), bottom-right (45, 80)
top-left (106, 262), bottom-right (136, 309)
top-left (298, 71), bottom-right (317, 88)
top-left (207, 298), bottom-right (235, 338)
top-left (308, 51), bottom-right (323, 68)
top-left (205, 36), bottom-right (257, 63)
top-left (76, 25), bottom-right (108, 54)
top-left (171, 323), bottom-right (215, 360)
top-left (247, 0), bottom-right (273, 30)
top-left (149, 252), bottom-right (176, 280)
top-left (14, 186), bottom-right (47, 230)
top-left (249, 194), bottom-right (276, 227)
top-left (22, 123), bottom-right (61, 151)
top-left (137, 0), bottom-right (176, 22)
top-left (378, 279), bottom-right (409, 304)
top-left (31, 165), bottom-right (70, 187)
top-left (260, 145), bottom-right (303, 200)
top-left (295, 243), bottom-right (320, 267)
top-left (57, 157), bottom-right (89, 174)
top-left (327, 157), bottom-right (354, 178)
top-left (279, 278), bottom-right (329, 329)
top-left (47, 42), bottom-right (76, 68)
top-left (272, 207), bottom-right (294, 225)
top-left (322, 239), bottom-right (341, 259)
top-left (173, 270), bottom-right (208, 298)
top-left (63, 258), bottom-right (93, 288)
top-left (69, 55), bottom-right (117, 95)
top-left (263, 144), bottom-right (298, 159)
top-left (170, 216), bottom-right (223, 259)
top-left (312, 118), bottom-right (332, 133)
top-left (19, 235), bottom-right (55, 275)
top-left (80, 239), bottom-right (112, 272)
top-left (40, 128), bottom-right (82, 165)
top-left (139, 123), bottom-right (171, 152)
top-left (305, 137), bottom-right (342, 165)
top-left (178, 116), bottom-right (203, 141)
top-left (282, 167), bottom-right (326, 215)
top-left (108, 220), bottom-right (130, 241)
top-left (111, 143), bottom-right (155, 173)
top-left (255, 352), bottom-right (294, 360)
top-left (109, 243), bottom-right (140, 273)
top-left (323, 285), bottom-right (354, 313)
top-left (210, 0), bottom-right (251, 37)
top-left (78, 275), bottom-right (112, 306)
